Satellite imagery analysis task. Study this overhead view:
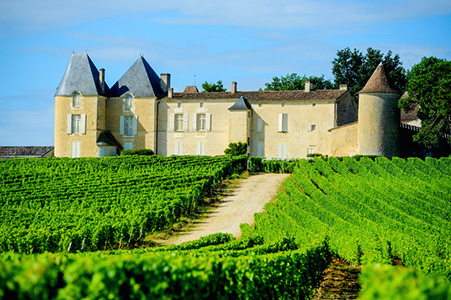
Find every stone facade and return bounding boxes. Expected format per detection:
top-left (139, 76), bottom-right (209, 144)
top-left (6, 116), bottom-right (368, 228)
top-left (54, 54), bottom-right (400, 158)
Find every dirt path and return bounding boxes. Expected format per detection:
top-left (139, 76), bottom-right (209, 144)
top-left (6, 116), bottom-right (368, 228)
top-left (163, 173), bottom-right (290, 245)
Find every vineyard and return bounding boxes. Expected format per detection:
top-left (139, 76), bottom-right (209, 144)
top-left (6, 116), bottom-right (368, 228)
top-left (1, 156), bottom-right (451, 299)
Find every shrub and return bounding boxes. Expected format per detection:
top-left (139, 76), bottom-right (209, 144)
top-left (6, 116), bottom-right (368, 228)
top-left (121, 149), bottom-right (154, 156)
top-left (224, 142), bottom-right (248, 156)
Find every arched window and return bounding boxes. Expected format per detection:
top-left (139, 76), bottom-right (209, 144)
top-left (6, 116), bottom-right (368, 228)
top-left (125, 95), bottom-right (133, 111)
top-left (72, 92), bottom-right (82, 108)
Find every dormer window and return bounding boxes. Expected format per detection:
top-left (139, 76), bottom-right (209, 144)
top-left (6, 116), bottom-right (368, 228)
top-left (125, 95), bottom-right (133, 111)
top-left (72, 92), bottom-right (82, 109)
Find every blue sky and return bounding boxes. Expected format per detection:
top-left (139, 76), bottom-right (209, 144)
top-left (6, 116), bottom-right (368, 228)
top-left (0, 0), bottom-right (450, 146)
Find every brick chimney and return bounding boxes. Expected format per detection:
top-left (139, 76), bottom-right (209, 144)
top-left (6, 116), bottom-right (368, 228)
top-left (232, 82), bottom-right (237, 93)
top-left (168, 87), bottom-right (173, 99)
top-left (161, 73), bottom-right (171, 92)
top-left (339, 84), bottom-right (348, 91)
top-left (99, 68), bottom-right (105, 93)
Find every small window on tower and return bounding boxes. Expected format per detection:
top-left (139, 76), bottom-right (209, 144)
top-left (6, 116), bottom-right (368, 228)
top-left (72, 92), bottom-right (82, 109)
top-left (125, 95), bottom-right (133, 111)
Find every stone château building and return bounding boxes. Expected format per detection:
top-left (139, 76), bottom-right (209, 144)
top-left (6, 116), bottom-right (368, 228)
top-left (54, 53), bottom-right (401, 158)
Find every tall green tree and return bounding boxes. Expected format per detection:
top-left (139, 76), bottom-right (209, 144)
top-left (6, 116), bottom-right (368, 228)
top-left (399, 57), bottom-right (451, 148)
top-left (263, 73), bottom-right (333, 91)
top-left (202, 80), bottom-right (227, 92)
top-left (332, 47), bottom-right (407, 99)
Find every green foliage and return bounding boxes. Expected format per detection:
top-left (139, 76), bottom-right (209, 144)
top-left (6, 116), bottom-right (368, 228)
top-left (201, 80), bottom-right (226, 92)
top-left (120, 148), bottom-right (154, 156)
top-left (399, 56), bottom-right (451, 148)
top-left (263, 73), bottom-right (333, 91)
top-left (248, 157), bottom-right (300, 173)
top-left (306, 153), bottom-right (325, 159)
top-left (332, 47), bottom-right (407, 99)
top-left (359, 264), bottom-right (451, 300)
top-left (224, 142), bottom-right (248, 156)
top-left (0, 156), bottom-right (248, 253)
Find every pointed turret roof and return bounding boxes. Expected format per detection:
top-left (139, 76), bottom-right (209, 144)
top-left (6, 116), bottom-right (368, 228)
top-left (109, 56), bottom-right (165, 98)
top-left (228, 96), bottom-right (253, 110)
top-left (55, 53), bottom-right (106, 96)
top-left (359, 64), bottom-right (399, 94)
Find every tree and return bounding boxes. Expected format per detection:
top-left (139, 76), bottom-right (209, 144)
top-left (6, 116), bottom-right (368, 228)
top-left (399, 57), bottom-right (451, 148)
top-left (224, 142), bottom-right (248, 156)
top-left (263, 73), bottom-right (333, 91)
top-left (332, 47), bottom-right (407, 99)
top-left (202, 80), bottom-right (227, 92)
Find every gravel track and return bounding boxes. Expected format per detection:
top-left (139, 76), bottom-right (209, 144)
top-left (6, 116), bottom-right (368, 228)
top-left (165, 173), bottom-right (290, 245)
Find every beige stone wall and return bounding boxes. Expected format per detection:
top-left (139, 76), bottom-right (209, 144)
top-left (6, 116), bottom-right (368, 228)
top-left (54, 95), bottom-right (105, 157)
top-left (229, 110), bottom-right (250, 145)
top-left (358, 93), bottom-right (400, 157)
top-left (329, 122), bottom-right (358, 157)
top-left (249, 100), bottom-right (335, 158)
top-left (107, 97), bottom-right (157, 152)
top-left (157, 99), bottom-right (234, 156)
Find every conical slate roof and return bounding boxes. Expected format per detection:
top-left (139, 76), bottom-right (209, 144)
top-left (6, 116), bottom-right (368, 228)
top-left (55, 53), bottom-right (107, 96)
top-left (109, 56), bottom-right (165, 98)
top-left (228, 96), bottom-right (253, 110)
top-left (359, 64), bottom-right (399, 94)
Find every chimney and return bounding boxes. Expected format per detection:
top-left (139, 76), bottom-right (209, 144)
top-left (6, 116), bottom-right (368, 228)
top-left (99, 68), bottom-right (105, 93)
top-left (304, 80), bottom-right (312, 92)
top-left (161, 73), bottom-right (171, 92)
top-left (339, 84), bottom-right (348, 91)
top-left (231, 82), bottom-right (237, 93)
top-left (168, 87), bottom-right (173, 99)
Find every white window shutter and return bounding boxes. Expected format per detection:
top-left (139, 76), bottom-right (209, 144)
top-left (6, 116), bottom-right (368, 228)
top-left (283, 144), bottom-right (287, 159)
top-left (282, 113), bottom-right (288, 132)
top-left (257, 141), bottom-right (263, 157)
top-left (192, 113), bottom-right (197, 131)
top-left (206, 113), bottom-right (211, 131)
top-left (120, 116), bottom-right (124, 135)
top-left (196, 142), bottom-right (201, 155)
top-left (80, 114), bottom-right (86, 134)
top-left (67, 114), bottom-right (72, 134)
top-left (257, 118), bottom-right (262, 132)
top-left (133, 116), bottom-right (138, 135)
top-left (202, 142), bottom-right (206, 155)
top-left (278, 144), bottom-right (283, 158)
top-left (169, 114), bottom-right (175, 131)
top-left (278, 113), bottom-right (283, 132)
top-left (183, 113), bottom-right (189, 132)
top-left (174, 143), bottom-right (178, 155)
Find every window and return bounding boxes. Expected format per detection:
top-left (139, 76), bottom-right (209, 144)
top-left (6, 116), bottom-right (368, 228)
top-left (72, 92), bottom-right (82, 108)
top-left (197, 114), bottom-right (206, 131)
top-left (307, 147), bottom-right (315, 155)
top-left (174, 142), bottom-right (183, 155)
top-left (71, 142), bottom-right (81, 158)
top-left (192, 113), bottom-right (211, 131)
top-left (196, 142), bottom-right (206, 155)
top-left (308, 124), bottom-right (316, 132)
top-left (257, 118), bottom-right (263, 133)
top-left (67, 114), bottom-right (86, 134)
top-left (120, 115), bottom-right (138, 136)
top-left (125, 95), bottom-right (133, 111)
top-left (124, 142), bottom-right (133, 150)
top-left (124, 116), bottom-right (134, 136)
top-left (200, 102), bottom-right (204, 108)
top-left (278, 144), bottom-right (287, 159)
top-left (175, 114), bottom-right (184, 131)
top-left (278, 113), bottom-right (288, 132)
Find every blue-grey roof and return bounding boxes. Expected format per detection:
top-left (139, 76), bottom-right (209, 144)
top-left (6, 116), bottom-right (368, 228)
top-left (109, 56), bottom-right (165, 98)
top-left (55, 53), bottom-right (107, 96)
top-left (228, 96), bottom-right (253, 110)
top-left (96, 131), bottom-right (122, 149)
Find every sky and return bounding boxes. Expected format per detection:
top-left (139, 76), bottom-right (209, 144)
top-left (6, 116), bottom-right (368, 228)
top-left (0, 0), bottom-right (450, 146)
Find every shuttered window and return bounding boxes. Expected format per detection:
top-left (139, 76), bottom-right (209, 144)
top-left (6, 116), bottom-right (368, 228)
top-left (278, 113), bottom-right (288, 132)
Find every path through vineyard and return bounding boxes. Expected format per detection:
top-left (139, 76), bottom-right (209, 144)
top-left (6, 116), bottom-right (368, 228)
top-left (164, 173), bottom-right (290, 245)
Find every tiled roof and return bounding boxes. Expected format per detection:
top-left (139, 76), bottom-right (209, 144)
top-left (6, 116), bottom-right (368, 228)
top-left (0, 146), bottom-right (54, 157)
top-left (359, 64), bottom-right (399, 94)
top-left (109, 56), bottom-right (165, 98)
top-left (401, 103), bottom-right (420, 120)
top-left (183, 85), bottom-right (199, 93)
top-left (164, 89), bottom-right (347, 101)
top-left (55, 53), bottom-right (107, 96)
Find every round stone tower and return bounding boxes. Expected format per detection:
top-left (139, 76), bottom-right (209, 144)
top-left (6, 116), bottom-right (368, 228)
top-left (357, 64), bottom-right (401, 157)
